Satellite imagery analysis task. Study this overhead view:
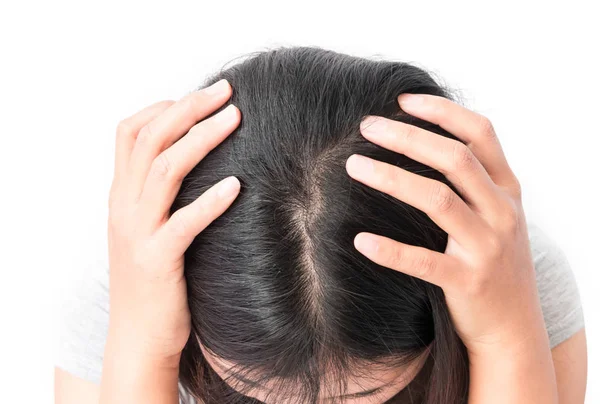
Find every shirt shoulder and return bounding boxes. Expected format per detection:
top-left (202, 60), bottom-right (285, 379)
top-left (527, 221), bottom-right (585, 348)
top-left (55, 255), bottom-right (109, 384)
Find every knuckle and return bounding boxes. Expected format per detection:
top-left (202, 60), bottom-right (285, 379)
top-left (452, 143), bottom-right (476, 171)
top-left (108, 186), bottom-right (126, 214)
top-left (157, 100), bottom-right (176, 109)
top-left (401, 124), bottom-right (418, 146)
top-left (430, 182), bottom-right (456, 214)
top-left (169, 211), bottom-right (189, 238)
top-left (483, 233), bottom-right (503, 259)
top-left (388, 245), bottom-right (405, 270)
top-left (186, 123), bottom-right (211, 151)
top-left (414, 254), bottom-right (436, 279)
top-left (446, 172), bottom-right (468, 200)
top-left (180, 94), bottom-right (199, 115)
top-left (116, 119), bottom-right (134, 139)
top-left (107, 211), bottom-right (126, 238)
top-left (107, 211), bottom-right (118, 229)
top-left (375, 163), bottom-right (394, 189)
top-left (386, 165), bottom-right (403, 188)
top-left (136, 122), bottom-right (155, 147)
top-left (477, 115), bottom-right (497, 140)
top-left (431, 96), bottom-right (448, 115)
top-left (150, 152), bottom-right (175, 180)
top-left (511, 178), bottom-right (523, 200)
top-left (107, 216), bottom-right (119, 235)
top-left (499, 204), bottom-right (521, 234)
top-left (467, 274), bottom-right (492, 297)
top-left (108, 192), bottom-right (118, 212)
top-left (108, 183), bottom-right (118, 204)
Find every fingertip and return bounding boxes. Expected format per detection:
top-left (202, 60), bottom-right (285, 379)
top-left (397, 93), bottom-right (425, 109)
top-left (354, 232), bottom-right (380, 256)
top-left (345, 154), bottom-right (374, 179)
top-left (203, 78), bottom-right (232, 97)
top-left (215, 104), bottom-right (240, 123)
top-left (217, 176), bottom-right (241, 199)
top-left (359, 115), bottom-right (387, 133)
top-left (229, 103), bottom-right (242, 122)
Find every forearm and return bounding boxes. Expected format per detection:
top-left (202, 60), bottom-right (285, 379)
top-left (99, 333), bottom-right (181, 404)
top-left (467, 316), bottom-right (559, 404)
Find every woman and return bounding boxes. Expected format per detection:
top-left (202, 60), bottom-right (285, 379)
top-left (55, 47), bottom-right (587, 403)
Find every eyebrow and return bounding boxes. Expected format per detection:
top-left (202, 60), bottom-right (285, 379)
top-left (332, 385), bottom-right (384, 399)
top-left (330, 381), bottom-right (392, 399)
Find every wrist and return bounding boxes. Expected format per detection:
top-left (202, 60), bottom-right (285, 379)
top-left (468, 350), bottom-right (558, 404)
top-left (466, 302), bottom-right (550, 359)
top-left (105, 322), bottom-right (185, 369)
top-left (100, 339), bottom-right (181, 404)
top-left (467, 320), bottom-right (558, 404)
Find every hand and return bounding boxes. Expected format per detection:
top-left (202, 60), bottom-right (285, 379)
top-left (345, 94), bottom-right (546, 356)
top-left (105, 79), bottom-right (241, 364)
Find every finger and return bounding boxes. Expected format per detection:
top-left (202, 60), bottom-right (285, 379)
top-left (346, 154), bottom-right (488, 251)
top-left (397, 94), bottom-right (519, 191)
top-left (114, 100), bottom-right (175, 182)
top-left (359, 116), bottom-right (505, 214)
top-left (138, 104), bottom-right (241, 230)
top-left (128, 79), bottom-right (233, 202)
top-left (157, 176), bottom-right (241, 257)
top-left (354, 232), bottom-right (464, 292)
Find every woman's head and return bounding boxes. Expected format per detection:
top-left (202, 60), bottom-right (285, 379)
top-left (173, 46), bottom-right (469, 403)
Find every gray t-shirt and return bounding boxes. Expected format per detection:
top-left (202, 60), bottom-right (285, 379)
top-left (55, 221), bottom-right (585, 403)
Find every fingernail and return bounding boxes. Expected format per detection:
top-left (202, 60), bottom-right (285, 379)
top-left (360, 116), bottom-right (388, 134)
top-left (204, 79), bottom-right (230, 96)
top-left (398, 93), bottom-right (424, 108)
top-left (355, 233), bottom-right (380, 256)
top-left (346, 154), bottom-right (375, 177)
top-left (217, 176), bottom-right (240, 198)
top-left (215, 104), bottom-right (237, 122)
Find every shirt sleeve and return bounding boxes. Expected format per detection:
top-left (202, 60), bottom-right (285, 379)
top-left (55, 255), bottom-right (110, 384)
top-left (527, 221), bottom-right (585, 348)
top-left (54, 255), bottom-right (197, 403)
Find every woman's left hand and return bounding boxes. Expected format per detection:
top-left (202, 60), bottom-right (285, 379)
top-left (345, 93), bottom-right (546, 358)
top-left (346, 94), bottom-right (559, 403)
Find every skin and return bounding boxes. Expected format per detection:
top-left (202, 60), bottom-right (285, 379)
top-left (54, 82), bottom-right (587, 403)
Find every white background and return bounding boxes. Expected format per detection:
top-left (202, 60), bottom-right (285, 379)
top-left (1, 1), bottom-right (598, 402)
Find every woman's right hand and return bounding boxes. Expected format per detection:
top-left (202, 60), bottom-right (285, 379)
top-left (100, 79), bottom-right (241, 404)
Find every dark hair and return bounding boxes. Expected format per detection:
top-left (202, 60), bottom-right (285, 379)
top-left (173, 46), bottom-right (469, 403)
